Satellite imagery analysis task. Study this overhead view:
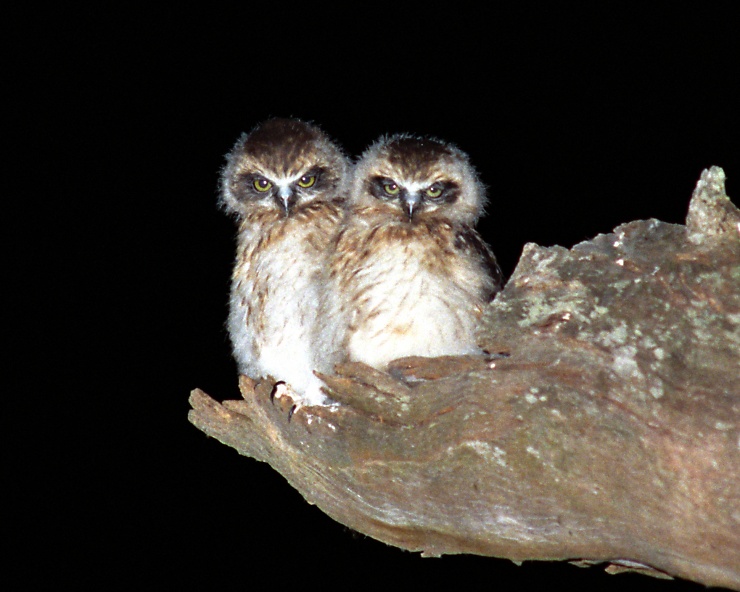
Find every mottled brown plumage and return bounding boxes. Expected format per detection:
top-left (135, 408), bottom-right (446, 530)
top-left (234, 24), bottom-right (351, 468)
top-left (314, 134), bottom-right (502, 372)
top-left (221, 118), bottom-right (350, 405)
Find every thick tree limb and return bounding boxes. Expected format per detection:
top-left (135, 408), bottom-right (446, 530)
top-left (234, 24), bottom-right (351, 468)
top-left (189, 167), bottom-right (739, 590)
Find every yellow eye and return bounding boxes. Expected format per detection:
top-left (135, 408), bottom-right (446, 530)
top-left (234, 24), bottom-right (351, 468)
top-left (297, 175), bottom-right (316, 188)
top-left (384, 182), bottom-right (400, 195)
top-left (426, 185), bottom-right (443, 198)
top-left (253, 177), bottom-right (272, 192)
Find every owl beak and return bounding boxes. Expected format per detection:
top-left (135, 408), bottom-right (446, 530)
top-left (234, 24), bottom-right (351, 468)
top-left (276, 185), bottom-right (295, 216)
top-left (402, 192), bottom-right (421, 220)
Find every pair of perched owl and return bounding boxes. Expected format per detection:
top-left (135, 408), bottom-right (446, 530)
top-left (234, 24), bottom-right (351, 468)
top-left (220, 119), bottom-right (502, 407)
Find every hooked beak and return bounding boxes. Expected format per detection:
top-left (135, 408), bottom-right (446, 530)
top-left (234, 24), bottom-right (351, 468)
top-left (276, 185), bottom-right (294, 216)
top-left (402, 192), bottom-right (421, 220)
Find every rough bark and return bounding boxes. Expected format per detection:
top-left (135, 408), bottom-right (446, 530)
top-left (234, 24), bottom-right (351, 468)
top-left (189, 167), bottom-right (739, 590)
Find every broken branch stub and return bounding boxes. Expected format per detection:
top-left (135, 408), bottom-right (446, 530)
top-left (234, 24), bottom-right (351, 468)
top-left (189, 167), bottom-right (739, 590)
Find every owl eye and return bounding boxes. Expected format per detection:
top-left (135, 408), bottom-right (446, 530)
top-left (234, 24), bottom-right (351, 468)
top-left (297, 175), bottom-right (316, 188)
top-left (253, 177), bottom-right (273, 192)
top-left (426, 184), bottom-right (443, 198)
top-left (384, 182), bottom-right (401, 195)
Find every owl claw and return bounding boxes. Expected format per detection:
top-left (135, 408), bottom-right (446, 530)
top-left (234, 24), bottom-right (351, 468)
top-left (269, 380), bottom-right (304, 420)
top-left (270, 380), bottom-right (288, 404)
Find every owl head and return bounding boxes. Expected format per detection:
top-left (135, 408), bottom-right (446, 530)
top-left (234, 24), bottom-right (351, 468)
top-left (220, 118), bottom-right (350, 218)
top-left (350, 134), bottom-right (486, 224)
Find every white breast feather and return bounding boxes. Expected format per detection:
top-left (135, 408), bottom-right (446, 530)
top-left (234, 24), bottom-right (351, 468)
top-left (346, 240), bottom-right (482, 368)
top-left (229, 223), bottom-right (328, 405)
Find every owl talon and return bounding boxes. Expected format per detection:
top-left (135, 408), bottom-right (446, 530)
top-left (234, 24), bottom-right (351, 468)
top-left (269, 380), bottom-right (305, 420)
top-left (270, 380), bottom-right (288, 404)
top-left (483, 350), bottom-right (511, 359)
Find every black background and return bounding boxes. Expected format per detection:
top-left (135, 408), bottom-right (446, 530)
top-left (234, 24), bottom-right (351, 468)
top-left (12, 5), bottom-right (738, 590)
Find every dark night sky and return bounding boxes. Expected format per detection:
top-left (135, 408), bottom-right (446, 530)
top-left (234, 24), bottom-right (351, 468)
top-left (12, 5), bottom-right (738, 589)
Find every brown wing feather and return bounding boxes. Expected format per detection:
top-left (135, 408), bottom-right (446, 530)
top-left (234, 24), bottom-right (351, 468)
top-left (454, 225), bottom-right (504, 301)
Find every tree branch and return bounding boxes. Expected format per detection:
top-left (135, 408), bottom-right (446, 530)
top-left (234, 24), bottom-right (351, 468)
top-left (189, 167), bottom-right (739, 590)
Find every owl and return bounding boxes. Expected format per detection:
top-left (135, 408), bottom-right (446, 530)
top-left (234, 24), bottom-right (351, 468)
top-left (314, 134), bottom-right (502, 372)
top-left (220, 118), bottom-right (350, 406)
